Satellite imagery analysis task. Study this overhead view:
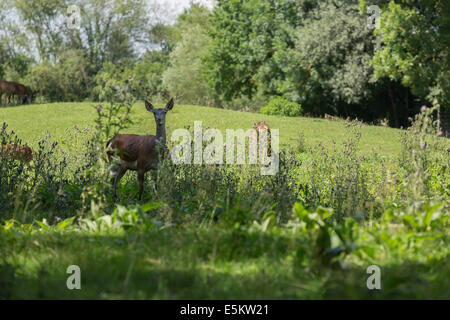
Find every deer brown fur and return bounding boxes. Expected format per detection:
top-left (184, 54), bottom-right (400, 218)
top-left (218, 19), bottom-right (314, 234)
top-left (107, 98), bottom-right (174, 200)
top-left (0, 80), bottom-right (32, 104)
top-left (0, 144), bottom-right (33, 164)
top-left (252, 120), bottom-right (271, 157)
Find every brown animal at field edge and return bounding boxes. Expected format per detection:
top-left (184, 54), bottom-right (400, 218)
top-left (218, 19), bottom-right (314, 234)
top-left (0, 80), bottom-right (32, 105)
top-left (252, 120), bottom-right (272, 158)
top-left (0, 144), bottom-right (34, 164)
top-left (107, 98), bottom-right (174, 200)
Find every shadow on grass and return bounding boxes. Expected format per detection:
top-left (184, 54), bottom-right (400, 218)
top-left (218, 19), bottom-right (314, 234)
top-left (1, 232), bottom-right (448, 299)
top-left (321, 255), bottom-right (450, 299)
top-left (0, 231), bottom-right (311, 299)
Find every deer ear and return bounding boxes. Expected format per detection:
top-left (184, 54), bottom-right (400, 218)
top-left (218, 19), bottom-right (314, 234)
top-left (165, 98), bottom-right (174, 111)
top-left (145, 100), bottom-right (154, 112)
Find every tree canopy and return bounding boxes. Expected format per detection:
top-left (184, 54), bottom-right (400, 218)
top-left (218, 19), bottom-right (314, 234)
top-left (0, 0), bottom-right (448, 127)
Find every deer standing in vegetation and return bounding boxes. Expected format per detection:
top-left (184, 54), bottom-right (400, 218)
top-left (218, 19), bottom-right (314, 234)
top-left (0, 81), bottom-right (32, 104)
top-left (0, 80), bottom-right (9, 104)
top-left (0, 144), bottom-right (33, 164)
top-left (252, 120), bottom-right (272, 158)
top-left (107, 98), bottom-right (174, 200)
top-left (13, 82), bottom-right (32, 104)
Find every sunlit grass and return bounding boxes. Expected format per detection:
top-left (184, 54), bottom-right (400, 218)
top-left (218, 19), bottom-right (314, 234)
top-left (1, 102), bottom-right (448, 300)
top-left (0, 101), bottom-right (402, 157)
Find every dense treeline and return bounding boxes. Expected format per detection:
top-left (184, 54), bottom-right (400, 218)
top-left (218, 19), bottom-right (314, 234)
top-left (0, 0), bottom-right (449, 127)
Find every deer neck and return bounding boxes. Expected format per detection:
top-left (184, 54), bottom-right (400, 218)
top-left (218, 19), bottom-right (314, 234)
top-left (156, 124), bottom-right (166, 145)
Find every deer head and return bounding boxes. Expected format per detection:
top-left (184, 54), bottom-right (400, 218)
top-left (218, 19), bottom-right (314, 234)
top-left (145, 98), bottom-right (174, 143)
top-left (145, 98), bottom-right (173, 126)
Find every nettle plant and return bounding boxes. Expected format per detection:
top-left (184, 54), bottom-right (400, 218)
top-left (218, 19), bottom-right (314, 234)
top-left (300, 122), bottom-right (373, 221)
top-left (0, 127), bottom-right (90, 222)
top-left (0, 124), bottom-right (31, 211)
top-left (81, 81), bottom-right (135, 216)
top-left (399, 106), bottom-right (449, 206)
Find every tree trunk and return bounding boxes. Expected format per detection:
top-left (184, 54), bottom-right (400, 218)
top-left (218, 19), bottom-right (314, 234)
top-left (388, 85), bottom-right (399, 127)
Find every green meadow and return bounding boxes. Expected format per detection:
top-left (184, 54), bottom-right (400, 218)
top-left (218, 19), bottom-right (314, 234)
top-left (0, 102), bottom-right (402, 157)
top-left (0, 102), bottom-right (448, 300)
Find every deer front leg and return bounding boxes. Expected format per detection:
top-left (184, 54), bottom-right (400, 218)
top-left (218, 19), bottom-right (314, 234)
top-left (112, 166), bottom-right (127, 200)
top-left (138, 169), bottom-right (145, 200)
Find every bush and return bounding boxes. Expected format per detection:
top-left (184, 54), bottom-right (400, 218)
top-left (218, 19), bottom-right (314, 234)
top-left (23, 51), bottom-right (93, 103)
top-left (23, 61), bottom-right (62, 102)
top-left (93, 56), bottom-right (169, 103)
top-left (260, 97), bottom-right (303, 117)
top-left (162, 25), bottom-right (214, 105)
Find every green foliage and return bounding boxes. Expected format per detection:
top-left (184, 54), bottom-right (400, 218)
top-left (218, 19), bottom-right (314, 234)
top-left (132, 51), bottom-right (170, 100)
top-left (162, 24), bottom-right (214, 105)
top-left (298, 122), bottom-right (375, 219)
top-left (260, 97), bottom-right (303, 117)
top-left (288, 1), bottom-right (377, 114)
top-left (79, 202), bottom-right (165, 233)
top-left (23, 50), bottom-right (93, 102)
top-left (1, 0), bottom-right (447, 126)
top-left (206, 0), bottom-right (306, 102)
top-left (0, 100), bottom-right (449, 298)
top-left (205, 0), bottom-right (424, 124)
top-left (0, 199), bottom-right (448, 299)
top-left (0, 0), bottom-right (164, 102)
top-left (370, 0), bottom-right (450, 109)
top-left (54, 50), bottom-right (93, 101)
top-left (22, 61), bottom-right (61, 102)
top-left (398, 106), bottom-right (449, 202)
top-left (93, 52), bottom-right (170, 103)
top-left (82, 79), bottom-right (135, 215)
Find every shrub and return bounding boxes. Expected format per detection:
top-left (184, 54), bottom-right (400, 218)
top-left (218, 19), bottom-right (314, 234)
top-left (23, 51), bottom-right (93, 103)
top-left (260, 97), bottom-right (303, 117)
top-left (162, 25), bottom-right (214, 105)
top-left (24, 61), bottom-right (62, 103)
top-left (399, 105), bottom-right (449, 204)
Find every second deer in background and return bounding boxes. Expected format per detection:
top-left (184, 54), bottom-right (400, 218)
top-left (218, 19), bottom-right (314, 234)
top-left (252, 120), bottom-right (271, 158)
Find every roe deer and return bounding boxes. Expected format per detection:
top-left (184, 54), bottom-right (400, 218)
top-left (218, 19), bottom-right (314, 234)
top-left (0, 80), bottom-right (10, 104)
top-left (0, 144), bottom-right (33, 164)
top-left (252, 120), bottom-right (271, 158)
top-left (13, 82), bottom-right (32, 104)
top-left (107, 98), bottom-right (174, 200)
top-left (0, 81), bottom-right (32, 104)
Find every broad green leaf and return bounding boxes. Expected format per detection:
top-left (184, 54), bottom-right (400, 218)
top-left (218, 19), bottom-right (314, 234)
top-left (56, 217), bottom-right (75, 230)
top-left (402, 215), bottom-right (417, 229)
top-left (3, 219), bottom-right (16, 231)
top-left (142, 202), bottom-right (166, 212)
top-left (423, 203), bottom-right (443, 227)
top-left (35, 220), bottom-right (49, 231)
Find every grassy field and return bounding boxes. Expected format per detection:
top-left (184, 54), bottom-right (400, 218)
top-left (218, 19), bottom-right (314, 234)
top-left (0, 102), bottom-right (448, 300)
top-left (0, 102), bottom-right (402, 157)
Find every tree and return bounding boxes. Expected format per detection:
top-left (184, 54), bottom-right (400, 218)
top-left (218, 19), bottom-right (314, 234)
top-left (160, 4), bottom-right (214, 105)
top-left (163, 25), bottom-right (213, 105)
top-left (280, 0), bottom-right (414, 123)
top-left (206, 0), bottom-right (419, 125)
top-left (14, 0), bottom-right (66, 61)
top-left (368, 0), bottom-right (450, 109)
top-left (56, 49), bottom-right (93, 101)
top-left (205, 0), bottom-right (316, 102)
top-left (12, 0), bottom-right (150, 68)
top-left (24, 61), bottom-right (62, 102)
top-left (64, 0), bottom-right (149, 69)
